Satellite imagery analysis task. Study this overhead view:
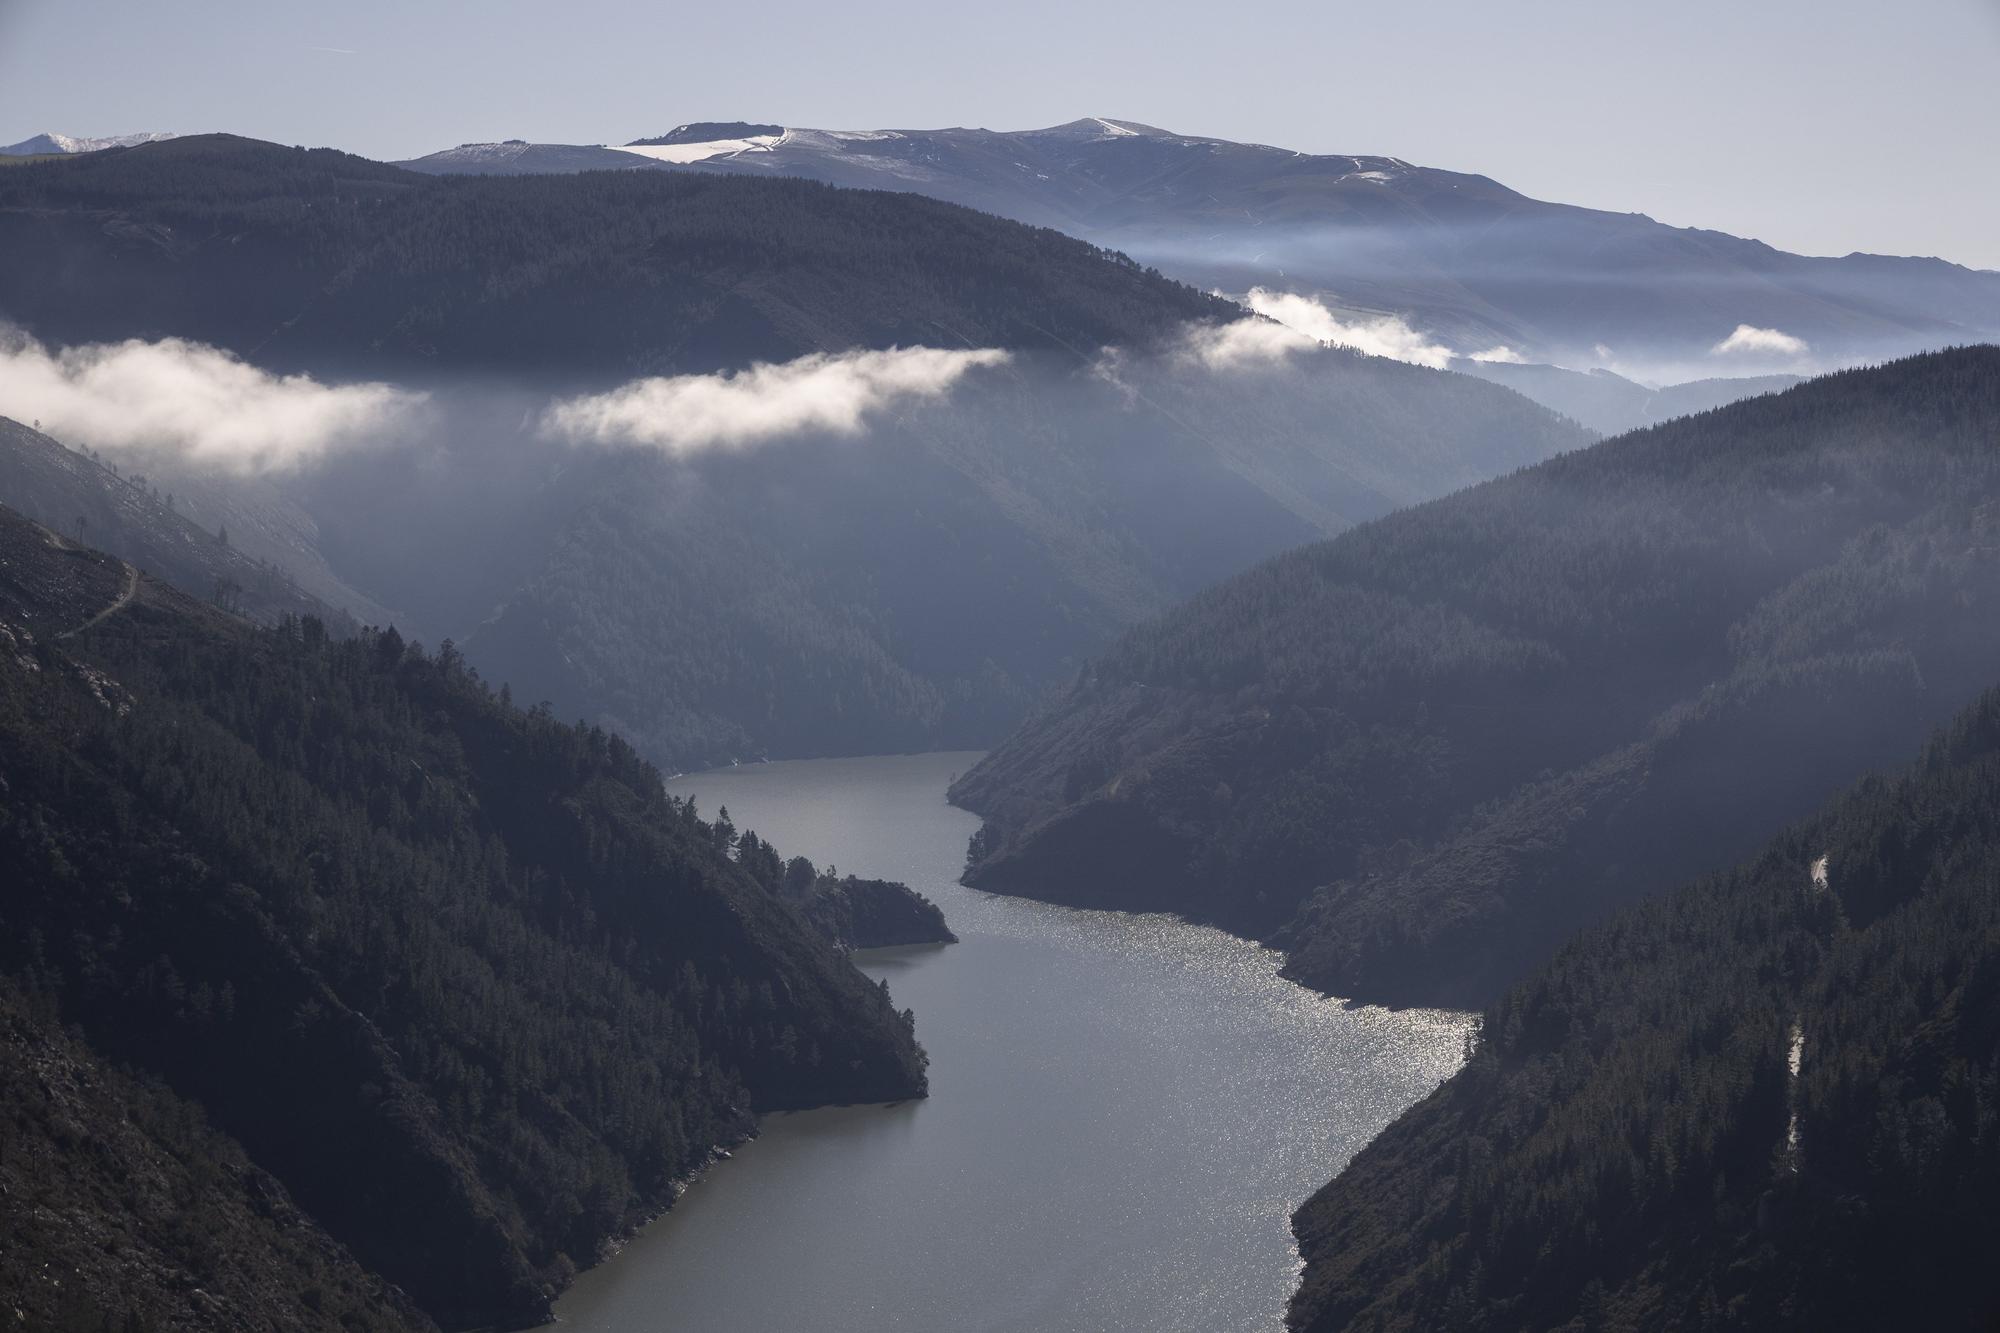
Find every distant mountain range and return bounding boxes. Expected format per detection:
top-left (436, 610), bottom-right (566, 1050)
top-left (0, 133), bottom-right (1233, 379)
top-left (398, 118), bottom-right (2000, 373)
top-left (0, 134), bottom-right (1588, 770)
top-left (0, 130), bottom-right (175, 155)
top-left (1450, 360), bottom-right (1806, 436)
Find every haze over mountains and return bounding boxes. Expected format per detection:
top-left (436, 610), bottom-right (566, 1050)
top-left (0, 133), bottom-right (1587, 769)
top-left (397, 117), bottom-right (2000, 379)
top-left (956, 348), bottom-right (2000, 1005)
top-left (2, 95), bottom-right (1998, 1333)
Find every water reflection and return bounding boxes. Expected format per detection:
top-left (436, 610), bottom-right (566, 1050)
top-left (546, 752), bottom-right (1468, 1332)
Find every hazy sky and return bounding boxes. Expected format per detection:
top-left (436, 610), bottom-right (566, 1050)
top-left (3, 0), bottom-right (1997, 268)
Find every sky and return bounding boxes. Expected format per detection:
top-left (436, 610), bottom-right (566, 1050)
top-left (2, 0), bottom-right (1997, 268)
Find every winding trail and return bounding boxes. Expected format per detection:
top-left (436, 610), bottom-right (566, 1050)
top-left (58, 559), bottom-right (139, 639)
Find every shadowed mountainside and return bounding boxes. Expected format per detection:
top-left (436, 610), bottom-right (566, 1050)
top-left (0, 501), bottom-right (928, 1328)
top-left (955, 346), bottom-right (2000, 1008)
top-left (1289, 678), bottom-right (2000, 1332)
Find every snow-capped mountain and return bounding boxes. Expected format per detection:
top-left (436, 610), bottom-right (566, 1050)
top-left (2, 130), bottom-right (176, 156)
top-left (398, 117), bottom-right (2000, 373)
top-left (395, 138), bottom-right (661, 174)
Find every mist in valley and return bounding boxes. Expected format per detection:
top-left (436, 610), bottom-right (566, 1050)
top-left (0, 311), bottom-right (1588, 769)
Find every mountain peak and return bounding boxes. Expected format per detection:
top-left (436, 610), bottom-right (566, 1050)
top-left (627, 121), bottom-right (784, 147)
top-left (1, 130), bottom-right (176, 156)
top-left (1026, 117), bottom-right (1173, 141)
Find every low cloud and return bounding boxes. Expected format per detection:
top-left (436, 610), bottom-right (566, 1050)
top-left (1468, 345), bottom-right (1527, 364)
top-left (1171, 316), bottom-right (1319, 371)
top-left (1712, 324), bottom-right (1810, 358)
top-left (542, 346), bottom-right (1011, 453)
top-left (1169, 290), bottom-right (1456, 372)
top-left (1241, 288), bottom-right (1456, 370)
top-left (0, 332), bottom-right (424, 472)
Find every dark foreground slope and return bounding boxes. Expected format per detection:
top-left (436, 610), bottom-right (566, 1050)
top-left (0, 505), bottom-right (926, 1328)
top-left (0, 982), bottom-right (432, 1332)
top-left (0, 134), bottom-right (1233, 379)
top-left (956, 347), bottom-right (2000, 1007)
top-left (1290, 682), bottom-right (2000, 1333)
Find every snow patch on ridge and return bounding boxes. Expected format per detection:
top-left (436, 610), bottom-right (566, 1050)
top-left (606, 133), bottom-right (786, 164)
top-left (2, 130), bottom-right (176, 156)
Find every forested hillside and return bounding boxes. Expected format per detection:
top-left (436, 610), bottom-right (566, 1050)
top-left (1451, 360), bottom-right (1802, 436)
top-left (0, 134), bottom-right (1595, 768)
top-left (0, 134), bottom-right (1234, 379)
top-left (451, 346), bottom-right (1587, 767)
top-left (955, 347), bottom-right (2000, 1007)
top-left (0, 503), bottom-right (928, 1329)
top-left (398, 117), bottom-right (2000, 369)
top-left (1289, 679), bottom-right (2000, 1332)
top-left (0, 415), bottom-right (370, 629)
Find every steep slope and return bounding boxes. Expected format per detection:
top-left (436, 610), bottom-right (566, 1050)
top-left (399, 118), bottom-right (2000, 368)
top-left (0, 415), bottom-right (379, 628)
top-left (0, 983), bottom-right (432, 1333)
top-left (0, 134), bottom-right (1235, 379)
top-left (1289, 680), bottom-right (2000, 1333)
top-left (955, 347), bottom-right (2000, 1007)
top-left (446, 345), bottom-right (1587, 767)
top-left (0, 503), bottom-right (927, 1328)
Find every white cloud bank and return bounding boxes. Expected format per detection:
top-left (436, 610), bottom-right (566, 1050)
top-left (542, 346), bottom-right (1011, 453)
top-left (1712, 324), bottom-right (1811, 358)
top-left (1171, 315), bottom-right (1320, 371)
top-left (1242, 288), bottom-right (1456, 370)
top-left (1174, 289), bottom-right (1458, 372)
top-left (0, 333), bottom-right (425, 472)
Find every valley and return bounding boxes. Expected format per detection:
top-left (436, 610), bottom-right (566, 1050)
top-left (1, 27), bottom-right (1997, 1327)
top-left (546, 753), bottom-right (1468, 1333)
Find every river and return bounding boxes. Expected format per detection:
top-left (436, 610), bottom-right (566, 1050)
top-left (544, 752), bottom-right (1468, 1332)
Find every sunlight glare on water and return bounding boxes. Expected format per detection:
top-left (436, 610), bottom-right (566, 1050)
top-left (545, 752), bottom-right (1469, 1333)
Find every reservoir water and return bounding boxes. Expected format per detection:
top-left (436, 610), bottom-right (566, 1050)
top-left (545, 752), bottom-right (1469, 1332)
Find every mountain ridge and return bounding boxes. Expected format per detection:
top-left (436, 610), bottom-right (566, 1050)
top-left (0, 498), bottom-right (930, 1327)
top-left (953, 345), bottom-right (2000, 1008)
top-left (395, 117), bottom-right (2000, 369)
top-left (1288, 670), bottom-right (2000, 1331)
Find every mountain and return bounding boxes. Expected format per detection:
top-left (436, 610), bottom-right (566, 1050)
top-left (0, 133), bottom-right (1235, 379)
top-left (398, 118), bottom-right (2000, 371)
top-left (1450, 360), bottom-right (1804, 436)
top-left (397, 139), bottom-right (669, 175)
top-left (0, 415), bottom-right (379, 629)
top-left (0, 130), bottom-right (175, 156)
top-left (953, 346), bottom-right (2000, 1008)
top-left (435, 346), bottom-right (1586, 768)
top-left (1289, 677), bottom-right (2000, 1333)
top-left (0, 980), bottom-right (432, 1332)
top-left (0, 500), bottom-right (929, 1328)
top-left (0, 132), bottom-right (1589, 769)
